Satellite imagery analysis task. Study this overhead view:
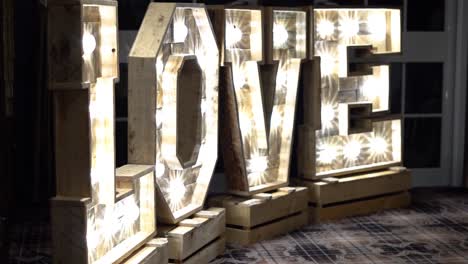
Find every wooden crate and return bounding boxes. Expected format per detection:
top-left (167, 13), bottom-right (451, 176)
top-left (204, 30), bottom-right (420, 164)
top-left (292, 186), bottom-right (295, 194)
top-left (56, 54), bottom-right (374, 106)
top-left (294, 168), bottom-right (411, 223)
top-left (209, 187), bottom-right (308, 246)
top-left (158, 208), bottom-right (225, 264)
top-left (122, 238), bottom-right (168, 264)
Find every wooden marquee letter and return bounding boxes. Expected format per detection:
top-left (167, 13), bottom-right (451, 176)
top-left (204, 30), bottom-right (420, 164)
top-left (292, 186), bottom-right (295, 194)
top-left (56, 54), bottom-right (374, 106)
top-left (311, 8), bottom-right (402, 178)
top-left (213, 7), bottom-right (307, 195)
top-left (128, 3), bottom-right (219, 224)
top-left (48, 0), bottom-right (156, 263)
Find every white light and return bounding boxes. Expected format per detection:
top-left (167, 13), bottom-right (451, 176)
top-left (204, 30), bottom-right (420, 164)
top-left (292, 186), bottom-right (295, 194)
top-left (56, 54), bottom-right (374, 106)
top-left (362, 77), bottom-right (379, 101)
top-left (320, 53), bottom-right (336, 76)
top-left (86, 230), bottom-right (100, 250)
top-left (200, 100), bottom-right (208, 114)
top-left (168, 178), bottom-right (186, 205)
top-left (367, 13), bottom-right (386, 41)
top-left (83, 33), bottom-right (97, 56)
top-left (156, 109), bottom-right (165, 128)
top-left (340, 18), bottom-right (359, 38)
top-left (370, 137), bottom-right (387, 155)
top-left (317, 20), bottom-right (335, 38)
top-left (270, 111), bottom-right (282, 131)
top-left (343, 140), bottom-right (361, 161)
top-left (233, 71), bottom-right (247, 89)
top-left (248, 156), bottom-right (268, 173)
top-left (156, 161), bottom-right (165, 178)
top-left (126, 200), bottom-right (140, 224)
top-left (273, 23), bottom-right (289, 48)
top-left (174, 21), bottom-right (188, 43)
top-left (318, 144), bottom-right (337, 164)
top-left (156, 58), bottom-right (164, 75)
top-left (226, 23), bottom-right (243, 47)
top-left (321, 104), bottom-right (335, 128)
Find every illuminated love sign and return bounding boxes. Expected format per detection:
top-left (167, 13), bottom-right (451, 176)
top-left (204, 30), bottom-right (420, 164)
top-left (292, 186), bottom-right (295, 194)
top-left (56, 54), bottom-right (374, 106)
top-left (215, 7), bottom-right (306, 195)
top-left (313, 8), bottom-right (402, 177)
top-left (128, 3), bottom-right (219, 224)
top-left (49, 0), bottom-right (156, 263)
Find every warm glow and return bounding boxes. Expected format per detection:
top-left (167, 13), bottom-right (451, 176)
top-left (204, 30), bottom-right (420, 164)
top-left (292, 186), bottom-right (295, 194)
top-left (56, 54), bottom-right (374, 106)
top-left (248, 156), bottom-right (269, 173)
top-left (314, 9), bottom-right (402, 177)
top-left (317, 20), bottom-right (335, 38)
top-left (320, 53), bottom-right (336, 76)
top-left (343, 140), bottom-right (361, 161)
top-left (369, 136), bottom-right (387, 155)
top-left (321, 104), bottom-right (335, 128)
top-left (168, 178), bottom-right (186, 206)
top-left (226, 23), bottom-right (243, 47)
top-left (367, 13), bottom-right (386, 41)
top-left (83, 33), bottom-right (97, 56)
top-left (155, 161), bottom-right (165, 178)
top-left (273, 23), bottom-right (289, 48)
top-left (318, 144), bottom-right (338, 164)
top-left (174, 21), bottom-right (188, 43)
top-left (340, 18), bottom-right (360, 38)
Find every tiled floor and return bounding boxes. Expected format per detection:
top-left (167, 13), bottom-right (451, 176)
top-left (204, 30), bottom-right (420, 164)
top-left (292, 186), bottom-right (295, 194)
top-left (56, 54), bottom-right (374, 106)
top-left (8, 188), bottom-right (468, 264)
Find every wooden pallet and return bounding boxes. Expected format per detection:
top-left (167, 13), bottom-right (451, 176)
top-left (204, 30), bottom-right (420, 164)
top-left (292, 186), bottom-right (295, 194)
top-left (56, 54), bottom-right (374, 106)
top-left (158, 208), bottom-right (225, 264)
top-left (209, 187), bottom-right (308, 246)
top-left (295, 168), bottom-right (411, 223)
top-left (123, 238), bottom-right (168, 264)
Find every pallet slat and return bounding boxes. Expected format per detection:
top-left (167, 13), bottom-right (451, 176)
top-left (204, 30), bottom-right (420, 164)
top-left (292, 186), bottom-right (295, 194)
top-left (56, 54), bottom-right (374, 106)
top-left (123, 238), bottom-right (168, 264)
top-left (158, 207), bottom-right (225, 263)
top-left (300, 169), bottom-right (411, 205)
top-left (209, 187), bottom-right (308, 245)
top-left (295, 169), bottom-right (411, 223)
top-left (226, 211), bottom-right (308, 245)
top-left (310, 191), bottom-right (410, 223)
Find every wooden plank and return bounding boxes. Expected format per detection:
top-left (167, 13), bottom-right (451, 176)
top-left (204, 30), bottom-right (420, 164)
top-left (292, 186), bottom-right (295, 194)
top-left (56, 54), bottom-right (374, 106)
top-left (48, 3), bottom-right (83, 90)
top-left (127, 3), bottom-right (175, 165)
top-left (302, 57), bottom-right (321, 130)
top-left (162, 208), bottom-right (225, 261)
top-left (128, 3), bottom-right (175, 59)
top-left (209, 187), bottom-right (308, 227)
top-left (170, 237), bottom-right (225, 264)
top-left (123, 238), bottom-right (169, 264)
top-left (53, 91), bottom-right (91, 198)
top-left (226, 210), bottom-right (308, 246)
top-left (310, 191), bottom-right (411, 223)
top-left (219, 65), bottom-right (249, 193)
top-left (301, 169), bottom-right (411, 205)
top-left (50, 198), bottom-right (88, 264)
top-left (297, 125), bottom-right (316, 179)
top-left (116, 164), bottom-right (154, 179)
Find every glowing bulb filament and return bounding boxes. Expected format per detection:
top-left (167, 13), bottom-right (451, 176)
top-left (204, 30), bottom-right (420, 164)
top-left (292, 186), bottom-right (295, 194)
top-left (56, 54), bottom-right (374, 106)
top-left (83, 33), bottom-right (97, 56)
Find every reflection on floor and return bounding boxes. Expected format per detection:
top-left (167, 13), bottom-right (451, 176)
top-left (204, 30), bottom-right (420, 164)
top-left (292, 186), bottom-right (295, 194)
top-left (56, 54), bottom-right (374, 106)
top-left (9, 188), bottom-right (468, 264)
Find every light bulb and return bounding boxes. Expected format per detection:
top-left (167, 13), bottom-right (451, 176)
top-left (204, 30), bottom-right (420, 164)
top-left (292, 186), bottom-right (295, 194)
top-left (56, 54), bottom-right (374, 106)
top-left (340, 18), bottom-right (359, 38)
top-left (83, 33), bottom-right (96, 56)
top-left (248, 156), bottom-right (268, 173)
top-left (273, 23), bottom-right (288, 48)
top-left (174, 21), bottom-right (188, 43)
top-left (344, 140), bottom-right (361, 161)
top-left (362, 77), bottom-right (379, 101)
top-left (367, 13), bottom-right (386, 41)
top-left (155, 161), bottom-right (165, 178)
top-left (320, 53), bottom-right (336, 76)
top-left (168, 178), bottom-right (186, 205)
top-left (318, 144), bottom-right (337, 164)
top-left (321, 104), bottom-right (335, 128)
top-left (370, 137), bottom-right (387, 155)
top-left (226, 23), bottom-right (243, 47)
top-left (317, 20), bottom-right (335, 38)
